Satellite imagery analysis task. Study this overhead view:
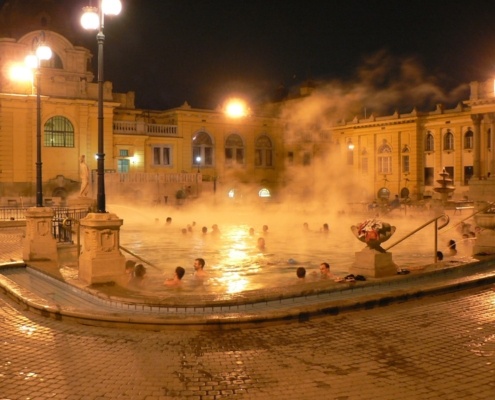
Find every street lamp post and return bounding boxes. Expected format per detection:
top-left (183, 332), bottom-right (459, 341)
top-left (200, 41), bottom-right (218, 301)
top-left (25, 33), bottom-right (52, 207)
top-left (81, 0), bottom-right (122, 213)
top-left (196, 156), bottom-right (201, 173)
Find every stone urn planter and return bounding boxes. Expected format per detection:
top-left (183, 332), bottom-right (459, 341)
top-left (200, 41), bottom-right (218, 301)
top-left (473, 205), bottom-right (495, 256)
top-left (350, 219), bottom-right (397, 278)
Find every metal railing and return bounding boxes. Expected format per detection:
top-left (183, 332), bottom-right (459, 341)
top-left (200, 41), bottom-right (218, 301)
top-left (383, 213), bottom-right (450, 263)
top-left (52, 208), bottom-right (89, 243)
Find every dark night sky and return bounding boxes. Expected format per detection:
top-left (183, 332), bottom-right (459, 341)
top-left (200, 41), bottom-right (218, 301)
top-left (31, 0), bottom-right (495, 110)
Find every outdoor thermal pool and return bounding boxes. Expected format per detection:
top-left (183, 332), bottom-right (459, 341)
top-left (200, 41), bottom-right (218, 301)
top-left (114, 204), bottom-right (475, 295)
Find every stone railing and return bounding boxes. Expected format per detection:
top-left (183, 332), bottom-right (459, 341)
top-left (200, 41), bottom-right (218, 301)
top-left (104, 172), bottom-right (201, 184)
top-left (113, 121), bottom-right (178, 136)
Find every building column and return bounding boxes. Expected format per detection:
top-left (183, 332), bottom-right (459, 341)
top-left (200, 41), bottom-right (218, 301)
top-left (471, 114), bottom-right (483, 178)
top-left (489, 113), bottom-right (495, 177)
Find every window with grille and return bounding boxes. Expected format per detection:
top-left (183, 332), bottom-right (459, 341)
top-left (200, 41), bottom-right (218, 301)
top-left (464, 130), bottom-right (473, 150)
top-left (225, 134), bottom-right (244, 165)
top-left (192, 131), bottom-right (214, 167)
top-left (377, 142), bottom-right (392, 174)
top-left (443, 131), bottom-right (454, 151)
top-left (255, 135), bottom-right (273, 167)
top-left (152, 145), bottom-right (171, 166)
top-left (425, 132), bottom-right (434, 152)
top-left (44, 116), bottom-right (74, 147)
top-left (118, 159), bottom-right (130, 173)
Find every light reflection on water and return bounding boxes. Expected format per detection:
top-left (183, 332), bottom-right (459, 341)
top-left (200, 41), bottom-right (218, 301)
top-left (119, 218), bottom-right (458, 294)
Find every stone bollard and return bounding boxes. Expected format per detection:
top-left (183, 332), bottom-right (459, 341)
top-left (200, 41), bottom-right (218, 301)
top-left (78, 212), bottom-right (126, 285)
top-left (23, 207), bottom-right (58, 262)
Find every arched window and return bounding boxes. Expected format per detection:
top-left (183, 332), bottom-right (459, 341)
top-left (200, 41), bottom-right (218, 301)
top-left (192, 131), bottom-right (213, 167)
top-left (464, 129), bottom-right (474, 150)
top-left (443, 130), bottom-right (454, 151)
top-left (377, 141), bottom-right (392, 174)
top-left (40, 51), bottom-right (63, 69)
top-left (425, 132), bottom-right (434, 152)
top-left (225, 133), bottom-right (244, 165)
top-left (255, 135), bottom-right (273, 167)
top-left (44, 116), bottom-right (74, 147)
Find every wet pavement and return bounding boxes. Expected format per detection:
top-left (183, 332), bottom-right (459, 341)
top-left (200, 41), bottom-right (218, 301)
top-left (1, 225), bottom-right (495, 399)
top-left (1, 273), bottom-right (495, 399)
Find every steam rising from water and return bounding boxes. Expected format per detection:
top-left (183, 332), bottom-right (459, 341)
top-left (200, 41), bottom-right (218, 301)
top-left (109, 53), bottom-right (472, 294)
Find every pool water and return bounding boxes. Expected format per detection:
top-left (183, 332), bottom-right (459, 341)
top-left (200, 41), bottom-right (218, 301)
top-left (117, 209), bottom-right (469, 294)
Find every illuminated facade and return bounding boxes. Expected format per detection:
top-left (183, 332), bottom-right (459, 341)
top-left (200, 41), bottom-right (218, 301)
top-left (334, 83), bottom-right (495, 202)
top-left (1, 2), bottom-right (494, 207)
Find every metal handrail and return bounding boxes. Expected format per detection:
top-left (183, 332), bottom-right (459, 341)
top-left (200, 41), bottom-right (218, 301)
top-left (440, 202), bottom-right (494, 235)
top-left (383, 213), bottom-right (450, 263)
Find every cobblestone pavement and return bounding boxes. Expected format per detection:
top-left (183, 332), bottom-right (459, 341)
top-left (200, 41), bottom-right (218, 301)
top-left (1, 283), bottom-right (495, 399)
top-left (0, 227), bottom-right (24, 263)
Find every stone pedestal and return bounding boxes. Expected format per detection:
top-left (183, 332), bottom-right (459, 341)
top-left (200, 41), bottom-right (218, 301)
top-left (350, 248), bottom-right (397, 278)
top-left (473, 212), bottom-right (495, 256)
top-left (79, 212), bottom-right (126, 285)
top-left (67, 196), bottom-right (95, 210)
top-left (473, 230), bottom-right (495, 255)
top-left (22, 207), bottom-right (58, 262)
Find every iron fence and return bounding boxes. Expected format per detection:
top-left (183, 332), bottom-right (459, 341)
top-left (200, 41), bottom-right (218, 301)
top-left (0, 206), bottom-right (89, 243)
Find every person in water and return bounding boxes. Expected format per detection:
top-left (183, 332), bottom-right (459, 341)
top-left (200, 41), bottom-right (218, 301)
top-left (296, 267), bottom-right (306, 279)
top-left (164, 266), bottom-right (185, 287)
top-left (128, 263), bottom-right (147, 289)
top-left (193, 258), bottom-right (207, 278)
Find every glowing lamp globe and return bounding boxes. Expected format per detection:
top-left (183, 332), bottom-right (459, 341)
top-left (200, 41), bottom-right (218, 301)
top-left (225, 98), bottom-right (248, 118)
top-left (102, 0), bottom-right (122, 15)
top-left (36, 44), bottom-right (52, 61)
top-left (80, 6), bottom-right (99, 30)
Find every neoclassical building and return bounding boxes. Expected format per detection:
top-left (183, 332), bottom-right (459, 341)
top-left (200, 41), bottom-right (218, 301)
top-left (333, 82), bottom-right (495, 203)
top-left (1, 1), bottom-right (494, 208)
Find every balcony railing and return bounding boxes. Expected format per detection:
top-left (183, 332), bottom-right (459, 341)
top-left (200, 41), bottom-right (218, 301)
top-left (113, 121), bottom-right (178, 136)
top-left (104, 172), bottom-right (201, 184)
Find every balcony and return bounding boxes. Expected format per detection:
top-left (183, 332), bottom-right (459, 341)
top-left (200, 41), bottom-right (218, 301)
top-left (113, 121), bottom-right (178, 137)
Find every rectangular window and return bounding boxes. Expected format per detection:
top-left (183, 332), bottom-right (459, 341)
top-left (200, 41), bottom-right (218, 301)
top-left (464, 166), bottom-right (473, 185)
top-left (424, 167), bottom-right (434, 186)
top-left (402, 155), bottom-right (410, 173)
top-left (287, 151), bottom-right (294, 165)
top-left (445, 166), bottom-right (454, 181)
top-left (117, 159), bottom-right (130, 173)
top-left (152, 145), bottom-right (171, 166)
top-left (378, 156), bottom-right (391, 174)
top-left (119, 149), bottom-right (129, 157)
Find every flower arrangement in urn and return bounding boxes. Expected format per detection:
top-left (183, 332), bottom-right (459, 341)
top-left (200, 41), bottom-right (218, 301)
top-left (351, 219), bottom-right (396, 253)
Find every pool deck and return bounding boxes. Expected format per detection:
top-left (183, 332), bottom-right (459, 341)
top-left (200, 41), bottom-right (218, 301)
top-left (1, 225), bottom-right (495, 329)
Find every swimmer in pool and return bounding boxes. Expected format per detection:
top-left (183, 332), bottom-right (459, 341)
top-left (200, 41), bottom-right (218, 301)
top-left (164, 266), bottom-right (185, 287)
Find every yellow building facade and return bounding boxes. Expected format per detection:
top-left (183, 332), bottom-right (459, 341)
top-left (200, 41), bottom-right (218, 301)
top-left (1, 23), bottom-right (494, 207)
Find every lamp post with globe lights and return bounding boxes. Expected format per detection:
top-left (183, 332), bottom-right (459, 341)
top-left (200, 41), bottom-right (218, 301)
top-left (18, 32), bottom-right (58, 263)
top-left (24, 32), bottom-right (52, 207)
top-left (80, 0), bottom-right (122, 213)
top-left (78, 0), bottom-right (127, 286)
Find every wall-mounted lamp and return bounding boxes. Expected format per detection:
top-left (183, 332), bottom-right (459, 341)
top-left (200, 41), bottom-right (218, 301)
top-left (347, 139), bottom-right (355, 150)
